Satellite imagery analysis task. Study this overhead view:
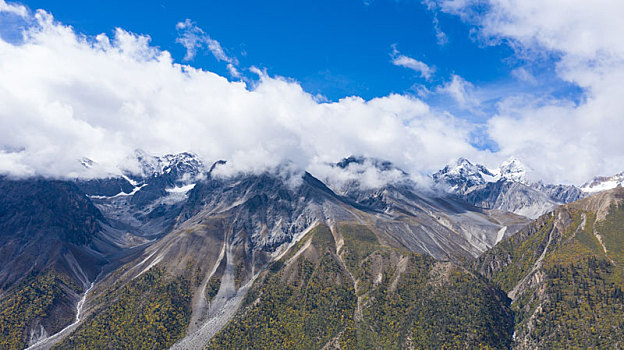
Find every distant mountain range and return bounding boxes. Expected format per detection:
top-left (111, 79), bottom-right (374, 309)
top-left (581, 171), bottom-right (624, 194)
top-left (433, 157), bottom-right (622, 219)
top-left (0, 151), bottom-right (622, 349)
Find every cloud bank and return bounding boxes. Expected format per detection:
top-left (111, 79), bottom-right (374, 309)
top-left (1, 0), bottom-right (624, 186)
top-left (0, 1), bottom-right (482, 182)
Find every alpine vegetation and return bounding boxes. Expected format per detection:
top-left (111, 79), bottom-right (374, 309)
top-left (1, 0), bottom-right (624, 349)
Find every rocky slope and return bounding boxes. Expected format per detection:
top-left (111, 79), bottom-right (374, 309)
top-left (0, 151), bottom-right (207, 350)
top-left (326, 156), bottom-right (528, 257)
top-left (474, 187), bottom-right (624, 349)
top-left (28, 152), bottom-right (624, 349)
top-left (6, 150), bottom-right (624, 349)
top-left (42, 157), bottom-right (527, 349)
top-left (0, 177), bottom-right (108, 350)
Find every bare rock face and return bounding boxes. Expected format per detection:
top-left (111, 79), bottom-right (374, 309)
top-left (533, 182), bottom-right (585, 204)
top-left (0, 177), bottom-right (106, 289)
top-left (464, 181), bottom-right (559, 219)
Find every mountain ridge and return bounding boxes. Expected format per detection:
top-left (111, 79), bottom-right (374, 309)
top-left (473, 187), bottom-right (624, 348)
top-left (2, 151), bottom-right (623, 349)
top-left (433, 157), bottom-right (586, 219)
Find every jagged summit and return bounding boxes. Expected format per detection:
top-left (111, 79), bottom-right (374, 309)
top-left (433, 157), bottom-right (496, 193)
top-left (498, 156), bottom-right (529, 183)
top-left (433, 156), bottom-right (529, 191)
top-left (433, 157), bottom-right (583, 218)
top-left (130, 149), bottom-right (204, 179)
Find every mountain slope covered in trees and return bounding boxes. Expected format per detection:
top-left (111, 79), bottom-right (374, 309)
top-left (207, 223), bottom-right (514, 349)
top-left (3, 153), bottom-right (623, 349)
top-left (474, 187), bottom-right (624, 349)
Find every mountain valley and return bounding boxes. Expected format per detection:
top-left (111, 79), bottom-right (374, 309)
top-left (0, 152), bottom-right (622, 349)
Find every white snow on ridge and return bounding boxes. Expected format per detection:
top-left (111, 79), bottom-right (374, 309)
top-left (132, 149), bottom-right (203, 177)
top-left (88, 184), bottom-right (147, 199)
top-left (121, 174), bottom-right (139, 187)
top-left (581, 173), bottom-right (624, 193)
top-left (498, 157), bottom-right (529, 183)
top-left (448, 155), bottom-right (622, 196)
top-left (166, 183), bottom-right (196, 193)
top-left (158, 183), bottom-right (196, 205)
top-left (436, 156), bottom-right (530, 190)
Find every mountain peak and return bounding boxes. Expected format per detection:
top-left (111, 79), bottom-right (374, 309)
top-left (433, 157), bottom-right (496, 193)
top-left (326, 156), bottom-right (410, 194)
top-left (130, 149), bottom-right (204, 178)
top-left (434, 156), bottom-right (530, 191)
top-left (432, 156), bottom-right (586, 218)
top-left (498, 156), bottom-right (528, 183)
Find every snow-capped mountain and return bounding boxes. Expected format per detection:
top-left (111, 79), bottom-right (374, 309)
top-left (433, 157), bottom-right (532, 194)
top-left (433, 157), bottom-right (584, 219)
top-left (17, 151), bottom-right (624, 349)
top-left (432, 157), bottom-right (498, 194)
top-left (132, 149), bottom-right (204, 180)
top-left (581, 172), bottom-right (624, 193)
top-left (498, 157), bottom-right (529, 183)
top-left (75, 150), bottom-right (206, 244)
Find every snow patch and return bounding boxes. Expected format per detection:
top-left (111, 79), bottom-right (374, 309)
top-left (165, 183), bottom-right (196, 193)
top-left (88, 184), bottom-right (147, 199)
top-left (581, 173), bottom-right (623, 193)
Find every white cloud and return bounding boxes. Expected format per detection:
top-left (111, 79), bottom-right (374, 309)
top-left (0, 6), bottom-right (482, 182)
top-left (432, 16), bottom-right (448, 46)
top-left (6, 1), bottom-right (623, 186)
top-left (436, 74), bottom-right (477, 109)
top-left (310, 158), bottom-right (414, 192)
top-left (391, 46), bottom-right (434, 79)
top-left (422, 1), bottom-right (449, 46)
top-left (176, 19), bottom-right (240, 77)
top-left (510, 67), bottom-right (536, 84)
top-left (429, 0), bottom-right (624, 184)
top-left (0, 0), bottom-right (26, 17)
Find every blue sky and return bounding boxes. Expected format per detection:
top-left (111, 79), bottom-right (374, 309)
top-left (18, 0), bottom-right (521, 102)
top-left (1, 0), bottom-right (623, 184)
